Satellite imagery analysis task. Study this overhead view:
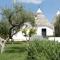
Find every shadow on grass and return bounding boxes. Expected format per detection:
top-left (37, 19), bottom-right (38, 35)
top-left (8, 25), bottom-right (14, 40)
top-left (5, 46), bottom-right (27, 53)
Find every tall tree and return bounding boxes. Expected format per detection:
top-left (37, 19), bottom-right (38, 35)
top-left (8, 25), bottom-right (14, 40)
top-left (0, 19), bottom-right (10, 39)
top-left (0, 4), bottom-right (35, 39)
top-left (54, 14), bottom-right (60, 36)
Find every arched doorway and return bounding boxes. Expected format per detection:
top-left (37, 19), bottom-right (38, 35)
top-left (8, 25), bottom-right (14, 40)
top-left (42, 29), bottom-right (46, 37)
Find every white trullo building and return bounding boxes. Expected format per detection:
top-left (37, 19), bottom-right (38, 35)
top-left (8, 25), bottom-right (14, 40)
top-left (35, 8), bottom-right (54, 37)
top-left (12, 8), bottom-right (54, 41)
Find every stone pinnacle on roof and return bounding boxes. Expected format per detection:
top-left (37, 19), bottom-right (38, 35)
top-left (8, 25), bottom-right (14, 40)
top-left (37, 8), bottom-right (42, 13)
top-left (56, 10), bottom-right (60, 16)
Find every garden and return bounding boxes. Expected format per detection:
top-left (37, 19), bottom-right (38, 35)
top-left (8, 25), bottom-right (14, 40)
top-left (0, 40), bottom-right (60, 60)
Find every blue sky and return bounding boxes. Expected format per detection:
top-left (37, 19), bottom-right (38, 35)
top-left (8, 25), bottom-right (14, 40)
top-left (0, 0), bottom-right (60, 22)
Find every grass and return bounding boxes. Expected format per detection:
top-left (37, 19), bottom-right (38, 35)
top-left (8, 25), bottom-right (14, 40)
top-left (0, 40), bottom-right (60, 60)
top-left (0, 42), bottom-right (28, 60)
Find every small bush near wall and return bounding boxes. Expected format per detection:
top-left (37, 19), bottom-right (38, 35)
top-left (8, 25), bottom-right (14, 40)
top-left (27, 40), bottom-right (60, 60)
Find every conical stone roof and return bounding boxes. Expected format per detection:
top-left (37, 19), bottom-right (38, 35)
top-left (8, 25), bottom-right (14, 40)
top-left (35, 8), bottom-right (53, 29)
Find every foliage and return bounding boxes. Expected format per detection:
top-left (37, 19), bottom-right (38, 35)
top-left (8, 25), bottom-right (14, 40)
top-left (0, 4), bottom-right (35, 39)
top-left (29, 28), bottom-right (36, 37)
top-left (22, 27), bottom-right (36, 40)
top-left (2, 5), bottom-right (35, 26)
top-left (0, 40), bottom-right (60, 60)
top-left (22, 28), bottom-right (27, 36)
top-left (0, 19), bottom-right (10, 39)
top-left (27, 40), bottom-right (60, 60)
top-left (54, 14), bottom-right (60, 36)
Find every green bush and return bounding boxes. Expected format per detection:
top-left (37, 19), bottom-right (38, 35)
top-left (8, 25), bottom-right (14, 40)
top-left (27, 40), bottom-right (60, 60)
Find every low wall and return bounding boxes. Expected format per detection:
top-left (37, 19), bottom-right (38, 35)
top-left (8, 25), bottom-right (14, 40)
top-left (48, 37), bottom-right (60, 42)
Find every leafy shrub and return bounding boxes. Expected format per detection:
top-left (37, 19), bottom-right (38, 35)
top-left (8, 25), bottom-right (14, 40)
top-left (27, 40), bottom-right (60, 60)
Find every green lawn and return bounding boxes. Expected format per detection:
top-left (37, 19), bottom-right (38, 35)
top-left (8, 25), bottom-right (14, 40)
top-left (0, 42), bottom-right (28, 60)
top-left (0, 40), bottom-right (60, 60)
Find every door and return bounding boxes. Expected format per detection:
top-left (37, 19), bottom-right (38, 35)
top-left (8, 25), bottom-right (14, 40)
top-left (42, 29), bottom-right (46, 37)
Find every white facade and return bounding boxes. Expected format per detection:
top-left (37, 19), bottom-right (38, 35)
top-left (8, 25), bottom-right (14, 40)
top-left (12, 26), bottom-right (54, 41)
top-left (36, 26), bottom-right (54, 36)
top-left (12, 31), bottom-right (29, 41)
top-left (48, 37), bottom-right (60, 42)
top-left (12, 31), bottom-right (26, 41)
top-left (35, 8), bottom-right (54, 37)
top-left (12, 22), bottom-right (31, 41)
top-left (12, 8), bottom-right (54, 41)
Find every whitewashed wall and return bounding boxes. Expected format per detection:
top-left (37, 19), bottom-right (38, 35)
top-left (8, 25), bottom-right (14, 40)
top-left (12, 26), bottom-right (54, 41)
top-left (36, 26), bottom-right (54, 36)
top-left (48, 37), bottom-right (60, 42)
top-left (12, 31), bottom-right (29, 41)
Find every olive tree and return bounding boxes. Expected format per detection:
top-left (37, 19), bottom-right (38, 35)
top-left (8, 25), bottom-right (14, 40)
top-left (0, 4), bottom-right (35, 39)
top-left (0, 4), bottom-right (35, 53)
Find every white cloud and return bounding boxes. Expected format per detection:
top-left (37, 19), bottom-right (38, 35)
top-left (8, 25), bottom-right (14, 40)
top-left (13, 0), bottom-right (44, 4)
